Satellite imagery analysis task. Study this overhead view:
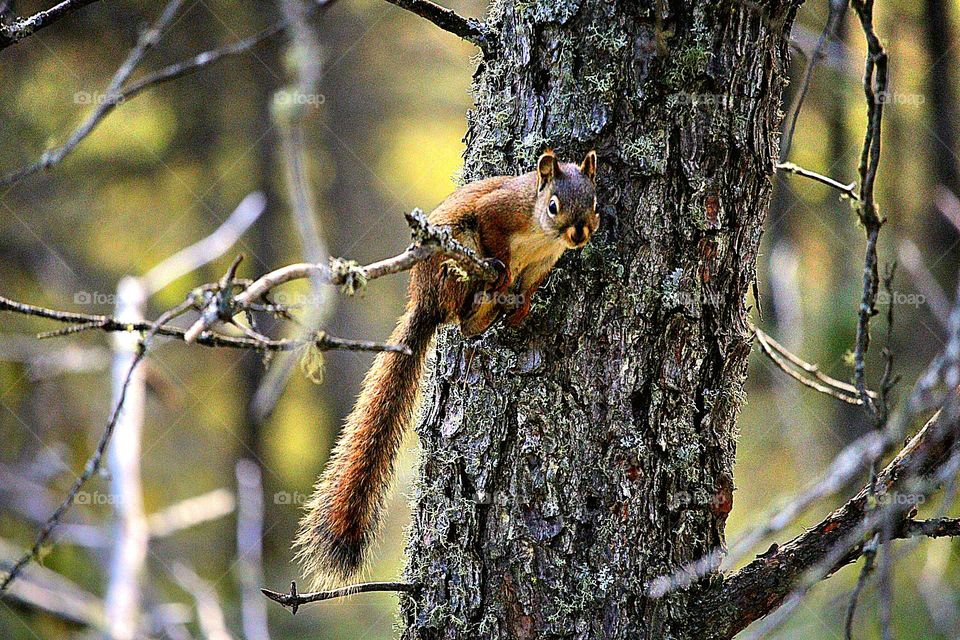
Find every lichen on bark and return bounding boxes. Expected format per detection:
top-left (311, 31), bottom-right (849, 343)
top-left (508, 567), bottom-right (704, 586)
top-left (401, 1), bottom-right (799, 638)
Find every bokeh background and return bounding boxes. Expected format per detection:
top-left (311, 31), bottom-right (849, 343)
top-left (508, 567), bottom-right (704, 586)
top-left (1, 0), bottom-right (959, 638)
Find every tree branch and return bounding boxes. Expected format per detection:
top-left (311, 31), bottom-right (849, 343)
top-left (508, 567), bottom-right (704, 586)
top-left (778, 0), bottom-right (848, 161)
top-left (0, 294), bottom-right (407, 354)
top-left (182, 208), bottom-right (497, 342)
top-left (775, 161), bottom-right (860, 201)
top-left (697, 400), bottom-right (960, 638)
top-left (0, 345), bottom-right (146, 594)
top-left (0, 0), bottom-right (340, 188)
top-left (851, 0), bottom-right (889, 417)
top-left (0, 0), bottom-right (185, 186)
top-left (261, 580), bottom-right (415, 614)
top-left (753, 323), bottom-right (875, 405)
top-left (382, 0), bottom-right (490, 50)
top-left (0, 0), bottom-right (103, 51)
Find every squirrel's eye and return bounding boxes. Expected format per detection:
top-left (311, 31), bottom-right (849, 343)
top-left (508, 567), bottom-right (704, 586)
top-left (548, 197), bottom-right (560, 217)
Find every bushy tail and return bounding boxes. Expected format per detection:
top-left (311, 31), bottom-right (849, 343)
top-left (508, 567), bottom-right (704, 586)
top-left (294, 305), bottom-right (438, 588)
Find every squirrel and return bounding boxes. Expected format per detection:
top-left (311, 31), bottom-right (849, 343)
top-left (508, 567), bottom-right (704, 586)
top-left (294, 149), bottom-right (599, 588)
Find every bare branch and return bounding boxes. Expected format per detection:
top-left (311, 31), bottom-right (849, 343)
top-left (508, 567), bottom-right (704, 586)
top-left (753, 323), bottom-right (874, 405)
top-left (697, 397), bottom-right (960, 638)
top-left (116, 1), bottom-right (338, 103)
top-left (779, 0), bottom-right (848, 161)
top-left (0, 0), bottom-right (103, 51)
top-left (844, 533), bottom-right (879, 639)
top-left (646, 425), bottom-right (892, 598)
top-left (0, 537), bottom-right (105, 627)
top-left (262, 580), bottom-right (415, 614)
top-left (901, 517), bottom-right (960, 538)
top-left (142, 193), bottom-right (267, 295)
top-left (183, 209), bottom-right (497, 342)
top-left (105, 277), bottom-right (149, 640)
top-left (147, 489), bottom-right (235, 539)
top-left (775, 161), bottom-right (860, 201)
top-left (0, 0), bottom-right (186, 187)
top-left (0, 1), bottom-right (341, 188)
top-left (851, 0), bottom-right (889, 416)
top-left (382, 0), bottom-right (490, 49)
top-left (250, 6), bottom-right (334, 425)
top-left (170, 564), bottom-right (233, 640)
top-left (0, 344), bottom-right (146, 594)
top-left (0, 294), bottom-right (409, 354)
top-left (235, 461), bottom-right (269, 640)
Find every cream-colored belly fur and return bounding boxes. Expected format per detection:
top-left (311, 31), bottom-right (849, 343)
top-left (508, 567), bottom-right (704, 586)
top-left (509, 225), bottom-right (567, 290)
top-left (458, 224), bottom-right (566, 336)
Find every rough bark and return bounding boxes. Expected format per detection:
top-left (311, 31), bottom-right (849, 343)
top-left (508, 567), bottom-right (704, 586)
top-left (401, 1), bottom-right (799, 638)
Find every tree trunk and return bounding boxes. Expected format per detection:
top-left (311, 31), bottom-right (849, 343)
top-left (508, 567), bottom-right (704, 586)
top-left (402, 2), bottom-right (799, 638)
top-left (922, 0), bottom-right (960, 269)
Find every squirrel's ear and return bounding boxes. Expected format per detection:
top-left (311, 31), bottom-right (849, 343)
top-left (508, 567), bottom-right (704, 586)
top-left (537, 150), bottom-right (558, 191)
top-left (580, 150), bottom-right (597, 183)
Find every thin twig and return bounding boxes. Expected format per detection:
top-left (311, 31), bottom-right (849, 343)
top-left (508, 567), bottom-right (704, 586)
top-left (0, 0), bottom-right (185, 187)
top-left (0, 1), bottom-right (341, 188)
top-left (851, 0), bottom-right (889, 417)
top-left (753, 323), bottom-right (874, 405)
top-left (250, 6), bottom-right (333, 426)
top-left (844, 533), bottom-right (878, 639)
top-left (775, 161), bottom-right (860, 201)
top-left (116, 3), bottom-right (333, 102)
top-left (842, 5), bottom-right (892, 632)
top-left (261, 580), bottom-right (415, 614)
top-left (779, 0), bottom-right (848, 161)
top-left (0, 344), bottom-right (147, 594)
top-left (0, 0), bottom-right (103, 50)
top-left (0, 294), bottom-right (409, 354)
top-left (182, 209), bottom-right (496, 342)
top-left (382, 0), bottom-right (490, 49)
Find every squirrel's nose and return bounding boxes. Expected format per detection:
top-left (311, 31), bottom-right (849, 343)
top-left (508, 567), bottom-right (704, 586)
top-left (566, 224), bottom-right (589, 247)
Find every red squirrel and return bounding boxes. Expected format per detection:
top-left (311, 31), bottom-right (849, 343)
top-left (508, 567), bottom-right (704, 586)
top-left (294, 150), bottom-right (599, 587)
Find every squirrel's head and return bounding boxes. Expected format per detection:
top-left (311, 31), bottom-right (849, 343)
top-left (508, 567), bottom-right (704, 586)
top-left (535, 149), bottom-right (599, 249)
